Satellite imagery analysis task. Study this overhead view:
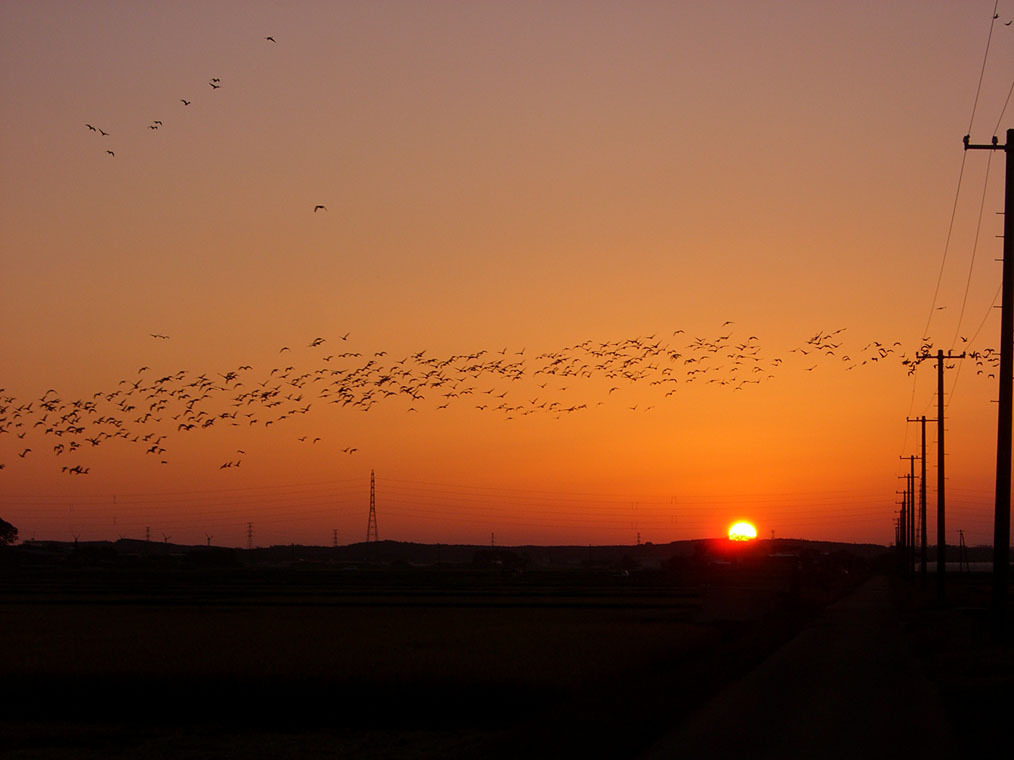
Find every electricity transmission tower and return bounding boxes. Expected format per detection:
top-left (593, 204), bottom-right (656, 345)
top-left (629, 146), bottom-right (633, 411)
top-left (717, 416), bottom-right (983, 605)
top-left (366, 469), bottom-right (379, 542)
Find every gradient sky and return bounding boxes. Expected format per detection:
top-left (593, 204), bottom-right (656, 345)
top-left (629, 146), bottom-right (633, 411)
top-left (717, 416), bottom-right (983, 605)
top-left (1, 1), bottom-right (1011, 548)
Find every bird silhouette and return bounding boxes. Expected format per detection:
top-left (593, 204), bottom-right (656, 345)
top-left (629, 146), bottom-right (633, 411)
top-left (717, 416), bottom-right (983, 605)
top-left (313, 205), bottom-right (327, 213)
top-left (180, 99), bottom-right (190, 106)
top-left (106, 150), bottom-right (115, 157)
top-left (265, 36), bottom-right (276, 42)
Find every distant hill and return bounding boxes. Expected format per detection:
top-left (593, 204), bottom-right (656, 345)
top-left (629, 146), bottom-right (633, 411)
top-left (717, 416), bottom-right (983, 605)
top-left (3, 536), bottom-right (899, 570)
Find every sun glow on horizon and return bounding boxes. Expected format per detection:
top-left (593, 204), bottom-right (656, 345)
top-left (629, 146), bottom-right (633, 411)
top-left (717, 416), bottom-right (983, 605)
top-left (728, 522), bottom-right (758, 541)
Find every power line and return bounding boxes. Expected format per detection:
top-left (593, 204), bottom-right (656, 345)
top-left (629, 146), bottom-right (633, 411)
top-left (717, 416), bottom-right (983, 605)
top-left (966, 1), bottom-right (1001, 136)
top-left (950, 151), bottom-right (997, 350)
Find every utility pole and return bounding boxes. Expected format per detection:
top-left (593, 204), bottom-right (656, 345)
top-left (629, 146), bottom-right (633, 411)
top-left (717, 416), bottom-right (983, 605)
top-left (366, 469), bottom-right (378, 543)
top-left (916, 349), bottom-right (965, 600)
top-left (900, 455), bottom-right (919, 574)
top-left (908, 416), bottom-right (931, 584)
top-left (964, 129), bottom-right (1012, 627)
top-left (896, 488), bottom-right (908, 569)
top-left (897, 469), bottom-right (914, 576)
top-left (332, 528), bottom-right (338, 548)
top-left (247, 522), bottom-right (253, 550)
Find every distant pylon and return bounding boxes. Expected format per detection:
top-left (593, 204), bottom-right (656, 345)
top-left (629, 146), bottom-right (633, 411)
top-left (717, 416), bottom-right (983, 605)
top-left (366, 469), bottom-right (379, 542)
top-left (247, 522), bottom-right (253, 550)
top-left (332, 528), bottom-right (338, 547)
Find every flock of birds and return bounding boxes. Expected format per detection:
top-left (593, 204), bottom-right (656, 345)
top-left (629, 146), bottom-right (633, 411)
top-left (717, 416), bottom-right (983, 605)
top-left (0, 327), bottom-right (999, 477)
top-left (84, 34), bottom-right (331, 215)
top-left (42, 22), bottom-right (1009, 479)
top-left (83, 67), bottom-right (231, 160)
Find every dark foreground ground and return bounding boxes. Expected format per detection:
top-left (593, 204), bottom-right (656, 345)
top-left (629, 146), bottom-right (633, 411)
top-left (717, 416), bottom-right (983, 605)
top-left (1, 554), bottom-right (848, 760)
top-left (896, 574), bottom-right (1014, 758)
top-left (3, 550), bottom-right (1008, 759)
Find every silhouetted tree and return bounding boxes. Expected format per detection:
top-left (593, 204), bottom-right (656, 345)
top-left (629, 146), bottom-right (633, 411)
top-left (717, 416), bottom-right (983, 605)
top-left (0, 517), bottom-right (18, 546)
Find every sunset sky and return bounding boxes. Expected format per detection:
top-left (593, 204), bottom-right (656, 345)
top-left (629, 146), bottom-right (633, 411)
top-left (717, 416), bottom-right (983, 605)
top-left (1, 1), bottom-right (1011, 548)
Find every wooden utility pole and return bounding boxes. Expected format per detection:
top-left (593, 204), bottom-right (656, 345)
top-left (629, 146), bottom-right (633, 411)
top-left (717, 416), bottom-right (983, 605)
top-left (908, 455), bottom-right (918, 573)
top-left (899, 460), bottom-right (917, 576)
top-left (896, 488), bottom-right (908, 565)
top-left (908, 416), bottom-right (931, 584)
top-left (964, 129), bottom-right (1012, 628)
top-left (916, 350), bottom-right (964, 601)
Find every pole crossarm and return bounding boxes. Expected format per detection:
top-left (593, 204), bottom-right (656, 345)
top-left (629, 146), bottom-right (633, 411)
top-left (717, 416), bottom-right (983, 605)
top-left (963, 134), bottom-right (1007, 151)
top-left (914, 352), bottom-right (966, 362)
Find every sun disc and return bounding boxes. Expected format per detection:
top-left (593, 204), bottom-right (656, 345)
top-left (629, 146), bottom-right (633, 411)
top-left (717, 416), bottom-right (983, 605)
top-left (728, 521), bottom-right (757, 541)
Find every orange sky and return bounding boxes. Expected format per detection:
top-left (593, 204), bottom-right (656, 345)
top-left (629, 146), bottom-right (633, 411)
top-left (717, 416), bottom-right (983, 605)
top-left (1, 1), bottom-right (1011, 548)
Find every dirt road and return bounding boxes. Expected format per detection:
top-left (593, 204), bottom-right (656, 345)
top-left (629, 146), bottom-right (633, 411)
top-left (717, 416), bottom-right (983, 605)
top-left (643, 575), bottom-right (957, 759)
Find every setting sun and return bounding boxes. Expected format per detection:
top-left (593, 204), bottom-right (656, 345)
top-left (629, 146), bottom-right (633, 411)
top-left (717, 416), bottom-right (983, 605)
top-left (728, 522), bottom-right (758, 541)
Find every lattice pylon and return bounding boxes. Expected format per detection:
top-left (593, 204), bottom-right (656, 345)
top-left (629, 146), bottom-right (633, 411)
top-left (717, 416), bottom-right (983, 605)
top-left (366, 469), bottom-right (379, 542)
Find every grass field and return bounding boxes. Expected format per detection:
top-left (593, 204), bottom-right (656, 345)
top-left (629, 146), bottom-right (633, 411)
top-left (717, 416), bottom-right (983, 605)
top-left (0, 563), bottom-right (840, 759)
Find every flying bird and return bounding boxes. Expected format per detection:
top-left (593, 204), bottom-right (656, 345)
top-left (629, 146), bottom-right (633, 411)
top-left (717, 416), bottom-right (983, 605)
top-left (86, 124), bottom-right (97, 131)
top-left (98, 129), bottom-right (109, 136)
top-left (313, 205), bottom-right (327, 213)
top-left (106, 150), bottom-right (115, 157)
top-left (265, 36), bottom-right (276, 42)
top-left (180, 99), bottom-right (190, 106)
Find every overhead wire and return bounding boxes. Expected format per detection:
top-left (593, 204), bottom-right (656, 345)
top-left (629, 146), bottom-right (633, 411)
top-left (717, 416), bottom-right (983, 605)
top-left (967, 1), bottom-right (1001, 137)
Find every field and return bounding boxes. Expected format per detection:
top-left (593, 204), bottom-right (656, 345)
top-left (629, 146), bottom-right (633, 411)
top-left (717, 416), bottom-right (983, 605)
top-left (0, 555), bottom-right (860, 759)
